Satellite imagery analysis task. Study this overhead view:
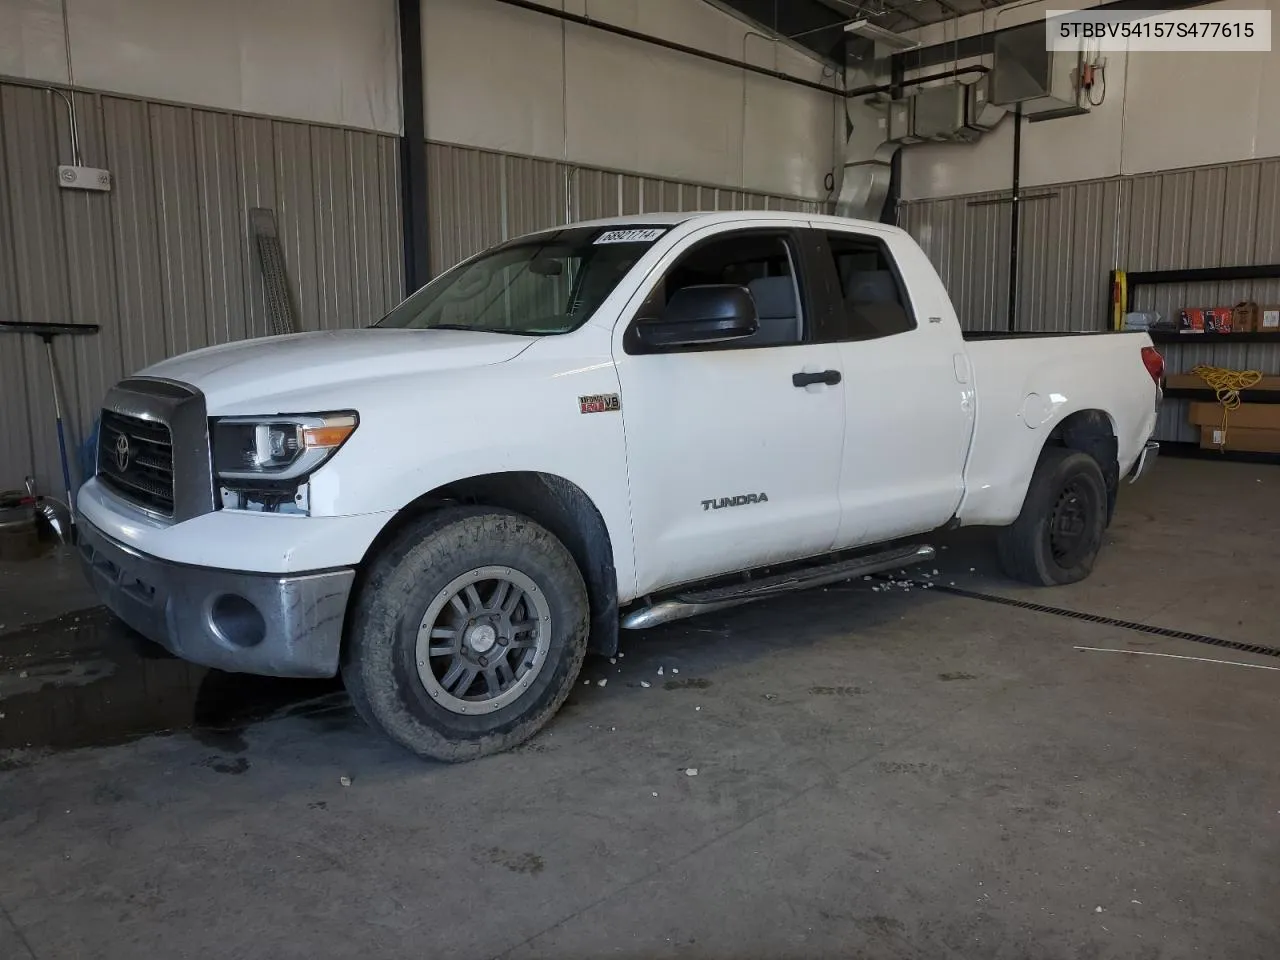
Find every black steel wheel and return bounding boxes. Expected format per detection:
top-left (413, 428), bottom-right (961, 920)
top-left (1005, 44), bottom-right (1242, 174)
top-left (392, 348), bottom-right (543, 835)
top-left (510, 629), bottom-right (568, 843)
top-left (998, 447), bottom-right (1108, 587)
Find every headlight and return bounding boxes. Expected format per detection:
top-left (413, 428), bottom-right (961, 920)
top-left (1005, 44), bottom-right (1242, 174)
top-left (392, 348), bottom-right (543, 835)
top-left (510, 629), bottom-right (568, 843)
top-left (212, 412), bottom-right (358, 482)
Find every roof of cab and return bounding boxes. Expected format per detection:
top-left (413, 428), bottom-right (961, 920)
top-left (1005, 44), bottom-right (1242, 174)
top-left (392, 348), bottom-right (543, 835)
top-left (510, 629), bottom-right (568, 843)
top-left (564, 209), bottom-right (903, 236)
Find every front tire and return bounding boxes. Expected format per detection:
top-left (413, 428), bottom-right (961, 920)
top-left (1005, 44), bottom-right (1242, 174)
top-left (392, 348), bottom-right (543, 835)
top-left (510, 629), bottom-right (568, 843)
top-left (342, 508), bottom-right (589, 762)
top-left (997, 447), bottom-right (1108, 586)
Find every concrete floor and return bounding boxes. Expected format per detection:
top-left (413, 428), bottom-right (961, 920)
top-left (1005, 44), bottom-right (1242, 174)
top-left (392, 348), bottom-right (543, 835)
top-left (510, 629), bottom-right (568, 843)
top-left (1, 458), bottom-right (1278, 960)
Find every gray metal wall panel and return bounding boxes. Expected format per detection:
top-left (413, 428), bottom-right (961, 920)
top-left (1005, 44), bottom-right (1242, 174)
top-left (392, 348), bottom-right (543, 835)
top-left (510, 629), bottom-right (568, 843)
top-left (0, 86), bottom-right (35, 486)
top-left (504, 156), bottom-right (566, 239)
top-left (273, 121), bottom-right (320, 335)
top-left (426, 143), bottom-right (504, 275)
top-left (378, 135), bottom-right (404, 304)
top-left (193, 110), bottom-right (249, 347)
top-left (151, 104), bottom-right (210, 356)
top-left (1, 80), bottom-right (406, 495)
top-left (1060, 180), bottom-right (1121, 334)
top-left (60, 91), bottom-right (126, 444)
top-left (234, 115), bottom-right (278, 340)
top-left (4, 85), bottom-right (73, 495)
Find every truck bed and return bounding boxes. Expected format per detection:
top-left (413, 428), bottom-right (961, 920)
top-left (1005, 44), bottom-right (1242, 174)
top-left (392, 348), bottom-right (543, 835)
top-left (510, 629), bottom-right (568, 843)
top-left (955, 329), bottom-right (1159, 527)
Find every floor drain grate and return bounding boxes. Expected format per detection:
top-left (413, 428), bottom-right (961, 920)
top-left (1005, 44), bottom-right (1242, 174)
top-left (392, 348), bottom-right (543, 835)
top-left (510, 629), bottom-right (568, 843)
top-left (878, 576), bottom-right (1280, 659)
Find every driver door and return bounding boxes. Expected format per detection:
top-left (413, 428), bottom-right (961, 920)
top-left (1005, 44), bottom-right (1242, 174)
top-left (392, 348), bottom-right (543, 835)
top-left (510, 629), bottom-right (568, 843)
top-left (611, 223), bottom-right (847, 596)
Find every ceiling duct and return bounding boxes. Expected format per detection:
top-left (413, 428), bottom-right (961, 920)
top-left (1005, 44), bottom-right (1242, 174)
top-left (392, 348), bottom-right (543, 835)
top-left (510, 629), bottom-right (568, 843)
top-left (887, 99), bottom-right (918, 144)
top-left (912, 84), bottom-right (967, 141)
top-left (963, 76), bottom-right (1006, 134)
top-left (900, 78), bottom-right (1007, 144)
top-left (991, 22), bottom-right (1086, 121)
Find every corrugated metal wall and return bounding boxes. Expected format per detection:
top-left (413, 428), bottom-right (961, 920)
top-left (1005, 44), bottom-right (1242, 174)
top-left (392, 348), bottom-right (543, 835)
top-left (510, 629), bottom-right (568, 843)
top-left (1, 80), bottom-right (405, 497)
top-left (899, 157), bottom-right (1280, 444)
top-left (2, 80), bottom-right (827, 496)
top-left (425, 142), bottom-right (825, 277)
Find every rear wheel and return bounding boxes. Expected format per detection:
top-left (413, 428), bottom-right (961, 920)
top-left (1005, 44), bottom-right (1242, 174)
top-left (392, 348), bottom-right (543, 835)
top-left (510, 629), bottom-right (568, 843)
top-left (997, 447), bottom-right (1108, 586)
top-left (342, 508), bottom-right (589, 761)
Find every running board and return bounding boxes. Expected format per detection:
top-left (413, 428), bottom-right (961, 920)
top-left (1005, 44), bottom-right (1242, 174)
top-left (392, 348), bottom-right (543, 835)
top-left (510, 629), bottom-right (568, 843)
top-left (620, 544), bottom-right (936, 630)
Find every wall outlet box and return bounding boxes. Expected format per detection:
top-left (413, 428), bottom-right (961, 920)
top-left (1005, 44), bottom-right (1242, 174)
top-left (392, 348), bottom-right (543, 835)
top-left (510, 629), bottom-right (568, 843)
top-left (57, 165), bottom-right (112, 192)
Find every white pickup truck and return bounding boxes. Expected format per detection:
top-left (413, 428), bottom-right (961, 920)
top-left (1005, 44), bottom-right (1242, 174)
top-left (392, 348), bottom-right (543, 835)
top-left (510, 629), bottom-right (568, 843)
top-left (78, 212), bottom-right (1162, 760)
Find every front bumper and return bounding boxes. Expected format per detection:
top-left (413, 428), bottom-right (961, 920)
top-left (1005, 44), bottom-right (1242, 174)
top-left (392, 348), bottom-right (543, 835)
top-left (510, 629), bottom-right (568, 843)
top-left (78, 517), bottom-right (354, 678)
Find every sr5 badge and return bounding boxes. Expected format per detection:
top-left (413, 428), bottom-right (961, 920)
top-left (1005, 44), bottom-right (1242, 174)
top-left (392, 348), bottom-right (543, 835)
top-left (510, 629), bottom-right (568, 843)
top-left (579, 394), bottom-right (621, 414)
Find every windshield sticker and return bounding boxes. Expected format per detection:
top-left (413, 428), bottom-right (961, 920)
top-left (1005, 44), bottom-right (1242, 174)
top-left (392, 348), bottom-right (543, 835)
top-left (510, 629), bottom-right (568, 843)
top-left (594, 228), bottom-right (667, 245)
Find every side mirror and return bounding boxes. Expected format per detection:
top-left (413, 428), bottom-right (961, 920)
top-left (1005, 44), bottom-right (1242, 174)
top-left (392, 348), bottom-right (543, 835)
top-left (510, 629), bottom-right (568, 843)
top-left (633, 285), bottom-right (759, 349)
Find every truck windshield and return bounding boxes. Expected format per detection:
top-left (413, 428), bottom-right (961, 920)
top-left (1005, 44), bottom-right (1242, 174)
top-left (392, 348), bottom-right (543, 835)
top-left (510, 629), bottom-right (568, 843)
top-left (375, 225), bottom-right (669, 335)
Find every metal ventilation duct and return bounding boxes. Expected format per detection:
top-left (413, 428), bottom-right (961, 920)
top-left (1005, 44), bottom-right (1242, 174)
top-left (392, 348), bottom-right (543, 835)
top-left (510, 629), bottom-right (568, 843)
top-left (992, 22), bottom-right (1084, 120)
top-left (834, 140), bottom-right (898, 221)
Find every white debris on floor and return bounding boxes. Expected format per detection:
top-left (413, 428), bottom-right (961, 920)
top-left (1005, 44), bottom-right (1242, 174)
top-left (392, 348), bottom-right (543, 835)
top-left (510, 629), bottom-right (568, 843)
top-left (597, 678), bottom-right (607, 687)
top-left (657, 667), bottom-right (664, 676)
top-left (685, 768), bottom-right (698, 776)
top-left (339, 776), bottom-right (352, 787)
top-left (640, 681), bottom-right (651, 688)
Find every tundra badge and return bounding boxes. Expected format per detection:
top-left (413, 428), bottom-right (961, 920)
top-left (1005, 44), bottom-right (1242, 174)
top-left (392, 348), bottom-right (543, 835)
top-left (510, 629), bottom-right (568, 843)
top-left (702, 493), bottom-right (769, 511)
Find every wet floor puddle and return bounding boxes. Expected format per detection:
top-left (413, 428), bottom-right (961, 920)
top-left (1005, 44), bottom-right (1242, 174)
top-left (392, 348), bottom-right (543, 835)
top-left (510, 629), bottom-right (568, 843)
top-left (0, 607), bottom-right (344, 759)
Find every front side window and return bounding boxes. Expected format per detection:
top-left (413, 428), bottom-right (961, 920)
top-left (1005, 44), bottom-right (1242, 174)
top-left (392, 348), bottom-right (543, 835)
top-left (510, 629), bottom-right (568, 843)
top-left (377, 226), bottom-right (668, 335)
top-left (636, 231), bottom-right (805, 349)
top-left (822, 232), bottom-right (915, 341)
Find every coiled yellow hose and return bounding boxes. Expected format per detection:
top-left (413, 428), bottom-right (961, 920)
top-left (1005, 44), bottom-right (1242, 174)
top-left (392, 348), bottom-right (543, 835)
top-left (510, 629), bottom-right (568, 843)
top-left (1191, 364), bottom-right (1263, 448)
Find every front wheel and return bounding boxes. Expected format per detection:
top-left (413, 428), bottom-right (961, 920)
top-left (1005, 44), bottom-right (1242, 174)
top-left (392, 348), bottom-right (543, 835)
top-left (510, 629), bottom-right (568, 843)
top-left (997, 447), bottom-right (1108, 586)
top-left (342, 508), bottom-right (589, 762)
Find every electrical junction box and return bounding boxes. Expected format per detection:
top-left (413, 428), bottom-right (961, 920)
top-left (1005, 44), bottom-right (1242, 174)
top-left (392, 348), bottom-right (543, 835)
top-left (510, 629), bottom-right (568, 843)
top-left (57, 165), bottom-right (112, 192)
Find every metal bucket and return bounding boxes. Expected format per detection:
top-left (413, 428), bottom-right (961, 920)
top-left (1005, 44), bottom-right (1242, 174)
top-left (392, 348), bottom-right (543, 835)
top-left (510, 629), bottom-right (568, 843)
top-left (0, 504), bottom-right (41, 562)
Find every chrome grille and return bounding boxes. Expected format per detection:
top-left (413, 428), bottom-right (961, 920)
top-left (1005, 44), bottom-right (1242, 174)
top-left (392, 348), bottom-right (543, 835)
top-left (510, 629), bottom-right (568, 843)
top-left (97, 409), bottom-right (175, 516)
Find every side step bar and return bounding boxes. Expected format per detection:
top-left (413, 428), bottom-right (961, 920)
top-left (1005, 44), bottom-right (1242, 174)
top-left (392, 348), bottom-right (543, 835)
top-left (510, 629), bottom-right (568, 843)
top-left (620, 544), bottom-right (936, 631)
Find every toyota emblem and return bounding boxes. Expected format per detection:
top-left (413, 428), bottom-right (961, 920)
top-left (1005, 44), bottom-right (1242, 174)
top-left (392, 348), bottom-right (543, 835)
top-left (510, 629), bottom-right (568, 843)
top-left (114, 433), bottom-right (131, 472)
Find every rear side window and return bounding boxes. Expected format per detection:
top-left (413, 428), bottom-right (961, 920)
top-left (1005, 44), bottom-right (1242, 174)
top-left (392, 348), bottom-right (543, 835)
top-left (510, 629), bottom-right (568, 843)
top-left (822, 232), bottom-right (915, 341)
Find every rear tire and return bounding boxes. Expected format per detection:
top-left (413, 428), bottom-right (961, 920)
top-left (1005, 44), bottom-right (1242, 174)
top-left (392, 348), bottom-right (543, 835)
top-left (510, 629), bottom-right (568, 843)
top-left (342, 508), bottom-right (589, 762)
top-left (997, 447), bottom-right (1108, 587)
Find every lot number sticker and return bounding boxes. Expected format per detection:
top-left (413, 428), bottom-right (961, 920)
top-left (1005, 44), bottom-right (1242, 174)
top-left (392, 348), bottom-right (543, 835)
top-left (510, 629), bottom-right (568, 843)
top-left (594, 228), bottom-right (666, 245)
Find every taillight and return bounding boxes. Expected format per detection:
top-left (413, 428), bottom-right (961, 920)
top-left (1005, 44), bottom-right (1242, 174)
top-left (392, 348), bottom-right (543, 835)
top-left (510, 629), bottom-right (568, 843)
top-left (1141, 346), bottom-right (1164, 384)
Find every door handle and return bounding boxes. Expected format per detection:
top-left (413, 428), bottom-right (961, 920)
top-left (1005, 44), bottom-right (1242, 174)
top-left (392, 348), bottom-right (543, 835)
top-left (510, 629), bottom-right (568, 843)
top-left (792, 370), bottom-right (842, 388)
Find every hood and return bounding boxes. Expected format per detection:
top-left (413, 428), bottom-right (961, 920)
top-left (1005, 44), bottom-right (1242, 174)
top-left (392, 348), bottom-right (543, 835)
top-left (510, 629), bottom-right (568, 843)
top-left (139, 328), bottom-right (534, 409)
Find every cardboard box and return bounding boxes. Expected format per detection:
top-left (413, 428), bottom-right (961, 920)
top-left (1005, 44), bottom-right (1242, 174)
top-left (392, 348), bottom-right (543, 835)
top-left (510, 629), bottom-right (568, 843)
top-left (1233, 301), bottom-right (1259, 333)
top-left (1188, 401), bottom-right (1280, 431)
top-left (1199, 425), bottom-right (1280, 453)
